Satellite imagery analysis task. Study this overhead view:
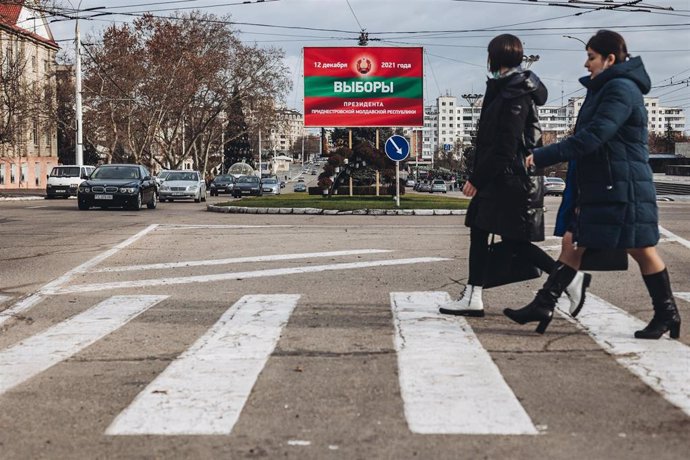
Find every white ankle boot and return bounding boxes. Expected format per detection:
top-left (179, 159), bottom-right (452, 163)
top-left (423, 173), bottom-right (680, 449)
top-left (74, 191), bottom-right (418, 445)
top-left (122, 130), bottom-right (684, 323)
top-left (439, 285), bottom-right (485, 317)
top-left (564, 271), bottom-right (592, 317)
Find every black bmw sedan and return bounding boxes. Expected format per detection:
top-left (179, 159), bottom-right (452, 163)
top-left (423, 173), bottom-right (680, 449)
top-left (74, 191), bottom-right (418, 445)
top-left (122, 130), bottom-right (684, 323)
top-left (77, 164), bottom-right (157, 210)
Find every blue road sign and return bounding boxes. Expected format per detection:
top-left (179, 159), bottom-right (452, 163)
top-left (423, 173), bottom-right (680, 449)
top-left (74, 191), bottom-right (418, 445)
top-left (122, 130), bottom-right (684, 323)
top-left (385, 135), bottom-right (410, 162)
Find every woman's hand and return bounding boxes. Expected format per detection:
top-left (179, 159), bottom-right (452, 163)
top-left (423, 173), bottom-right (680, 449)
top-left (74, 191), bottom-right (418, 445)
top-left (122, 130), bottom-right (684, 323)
top-left (525, 154), bottom-right (536, 168)
top-left (462, 181), bottom-right (477, 197)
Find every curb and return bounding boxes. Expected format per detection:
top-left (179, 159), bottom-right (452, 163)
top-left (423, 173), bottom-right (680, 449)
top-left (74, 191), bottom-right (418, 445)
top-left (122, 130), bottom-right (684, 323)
top-left (207, 205), bottom-right (466, 216)
top-left (0, 196), bottom-right (45, 201)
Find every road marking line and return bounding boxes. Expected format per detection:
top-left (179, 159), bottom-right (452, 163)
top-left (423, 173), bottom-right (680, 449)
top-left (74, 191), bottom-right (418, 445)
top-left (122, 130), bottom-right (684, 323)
top-left (96, 249), bottom-right (393, 273)
top-left (556, 294), bottom-right (690, 417)
top-left (53, 257), bottom-right (450, 294)
top-left (0, 224), bottom-right (159, 327)
top-left (390, 292), bottom-right (538, 435)
top-left (26, 205), bottom-right (48, 209)
top-left (162, 224), bottom-right (294, 230)
top-left (0, 295), bottom-right (167, 396)
top-left (658, 226), bottom-right (690, 251)
top-left (0, 294), bottom-right (11, 304)
top-left (676, 292), bottom-right (690, 303)
top-left (106, 294), bottom-right (300, 435)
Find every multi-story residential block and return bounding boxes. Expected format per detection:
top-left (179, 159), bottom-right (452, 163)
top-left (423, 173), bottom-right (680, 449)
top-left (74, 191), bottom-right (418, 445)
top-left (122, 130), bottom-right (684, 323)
top-left (268, 108), bottom-right (305, 157)
top-left (0, 1), bottom-right (59, 190)
top-left (568, 96), bottom-right (686, 135)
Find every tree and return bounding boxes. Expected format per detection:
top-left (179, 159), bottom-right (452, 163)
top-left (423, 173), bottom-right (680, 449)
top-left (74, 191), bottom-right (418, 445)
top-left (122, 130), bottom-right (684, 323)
top-left (81, 11), bottom-right (291, 174)
top-left (223, 89), bottom-right (251, 171)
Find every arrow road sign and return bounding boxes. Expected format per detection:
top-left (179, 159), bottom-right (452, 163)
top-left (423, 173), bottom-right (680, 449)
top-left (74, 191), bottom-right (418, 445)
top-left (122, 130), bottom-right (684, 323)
top-left (385, 135), bottom-right (410, 162)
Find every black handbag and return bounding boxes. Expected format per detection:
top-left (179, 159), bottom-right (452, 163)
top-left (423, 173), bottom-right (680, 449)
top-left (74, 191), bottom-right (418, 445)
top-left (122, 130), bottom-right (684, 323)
top-left (483, 235), bottom-right (543, 289)
top-left (580, 248), bottom-right (629, 271)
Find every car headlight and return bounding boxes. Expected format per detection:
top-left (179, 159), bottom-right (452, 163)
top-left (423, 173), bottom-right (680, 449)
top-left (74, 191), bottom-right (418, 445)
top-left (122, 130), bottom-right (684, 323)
top-left (47, 184), bottom-right (52, 188)
top-left (161, 185), bottom-right (170, 191)
top-left (120, 187), bottom-right (137, 194)
top-left (79, 187), bottom-right (90, 193)
top-left (188, 185), bottom-right (199, 191)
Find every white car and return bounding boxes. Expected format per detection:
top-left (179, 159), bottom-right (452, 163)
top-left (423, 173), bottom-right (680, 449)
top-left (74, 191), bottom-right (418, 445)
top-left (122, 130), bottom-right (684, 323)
top-left (430, 179), bottom-right (447, 193)
top-left (158, 170), bottom-right (207, 202)
top-left (544, 177), bottom-right (566, 196)
top-left (46, 165), bottom-right (95, 199)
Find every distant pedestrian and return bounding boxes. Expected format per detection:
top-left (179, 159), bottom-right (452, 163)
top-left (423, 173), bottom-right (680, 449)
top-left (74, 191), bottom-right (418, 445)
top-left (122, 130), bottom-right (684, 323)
top-left (504, 30), bottom-right (681, 339)
top-left (440, 34), bottom-right (590, 317)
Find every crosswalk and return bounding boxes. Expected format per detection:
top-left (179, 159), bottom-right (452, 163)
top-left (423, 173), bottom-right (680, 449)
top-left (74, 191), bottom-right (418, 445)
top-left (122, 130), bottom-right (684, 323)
top-left (1, 291), bottom-right (688, 438)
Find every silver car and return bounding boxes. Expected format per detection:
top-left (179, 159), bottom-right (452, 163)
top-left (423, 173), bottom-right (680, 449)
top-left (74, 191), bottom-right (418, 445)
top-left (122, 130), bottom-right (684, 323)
top-left (544, 177), bottom-right (566, 196)
top-left (430, 179), bottom-right (447, 193)
top-left (158, 170), bottom-right (207, 203)
top-left (261, 178), bottom-right (281, 195)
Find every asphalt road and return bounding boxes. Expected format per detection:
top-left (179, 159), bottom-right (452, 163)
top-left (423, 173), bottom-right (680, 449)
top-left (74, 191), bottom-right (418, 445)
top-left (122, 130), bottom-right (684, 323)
top-left (0, 195), bottom-right (689, 459)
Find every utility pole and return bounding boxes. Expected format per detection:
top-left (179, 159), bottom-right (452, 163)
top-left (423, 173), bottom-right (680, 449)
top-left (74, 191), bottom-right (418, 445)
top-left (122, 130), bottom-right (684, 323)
top-left (75, 16), bottom-right (83, 166)
top-left (258, 129), bottom-right (262, 177)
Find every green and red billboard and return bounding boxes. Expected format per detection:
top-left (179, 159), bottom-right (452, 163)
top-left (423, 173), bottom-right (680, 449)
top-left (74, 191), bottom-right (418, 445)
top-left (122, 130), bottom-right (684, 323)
top-left (304, 47), bottom-right (423, 127)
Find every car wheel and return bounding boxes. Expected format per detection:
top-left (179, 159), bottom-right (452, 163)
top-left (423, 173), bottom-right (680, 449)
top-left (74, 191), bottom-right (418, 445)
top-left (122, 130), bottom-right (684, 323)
top-left (147, 191), bottom-right (157, 209)
top-left (201, 191), bottom-right (207, 202)
top-left (78, 201), bottom-right (89, 210)
top-left (130, 193), bottom-right (142, 210)
top-left (194, 191), bottom-right (201, 203)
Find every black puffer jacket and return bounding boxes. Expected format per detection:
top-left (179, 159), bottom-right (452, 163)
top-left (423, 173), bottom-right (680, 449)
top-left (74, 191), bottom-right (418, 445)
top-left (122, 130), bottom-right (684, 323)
top-left (465, 70), bottom-right (548, 242)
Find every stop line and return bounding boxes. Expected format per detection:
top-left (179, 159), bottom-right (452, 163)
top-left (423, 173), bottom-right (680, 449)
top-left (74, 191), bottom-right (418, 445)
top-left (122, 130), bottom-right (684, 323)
top-left (1, 291), bottom-right (688, 438)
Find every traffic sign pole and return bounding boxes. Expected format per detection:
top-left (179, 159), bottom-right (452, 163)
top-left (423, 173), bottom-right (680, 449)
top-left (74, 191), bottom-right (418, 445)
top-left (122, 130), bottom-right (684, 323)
top-left (396, 161), bottom-right (400, 207)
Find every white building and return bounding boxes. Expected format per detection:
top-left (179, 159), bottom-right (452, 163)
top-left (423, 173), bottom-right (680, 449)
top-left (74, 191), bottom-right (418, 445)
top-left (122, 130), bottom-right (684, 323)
top-left (568, 96), bottom-right (686, 135)
top-left (268, 108), bottom-right (305, 157)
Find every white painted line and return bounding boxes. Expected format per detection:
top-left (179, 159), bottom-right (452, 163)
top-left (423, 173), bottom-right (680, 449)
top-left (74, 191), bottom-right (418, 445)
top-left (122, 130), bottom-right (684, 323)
top-left (659, 226), bottom-right (690, 251)
top-left (676, 292), bottom-right (690, 303)
top-left (0, 225), bottom-right (159, 327)
top-left (556, 294), bottom-right (690, 417)
top-left (390, 292), bottom-right (538, 435)
top-left (161, 224), bottom-right (294, 230)
top-left (0, 294), bottom-right (12, 304)
top-left (26, 205), bottom-right (48, 209)
top-left (54, 257), bottom-right (450, 294)
top-left (0, 295), bottom-right (167, 396)
top-left (96, 249), bottom-right (393, 273)
top-left (106, 294), bottom-right (299, 435)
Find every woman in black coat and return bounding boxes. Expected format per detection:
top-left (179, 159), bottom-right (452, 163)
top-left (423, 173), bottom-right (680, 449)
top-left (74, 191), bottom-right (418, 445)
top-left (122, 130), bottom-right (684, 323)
top-left (504, 30), bottom-right (681, 339)
top-left (440, 34), bottom-right (590, 317)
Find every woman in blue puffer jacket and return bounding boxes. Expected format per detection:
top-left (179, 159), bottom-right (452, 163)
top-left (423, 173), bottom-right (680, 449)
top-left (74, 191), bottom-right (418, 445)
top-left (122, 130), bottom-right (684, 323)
top-left (503, 30), bottom-right (681, 339)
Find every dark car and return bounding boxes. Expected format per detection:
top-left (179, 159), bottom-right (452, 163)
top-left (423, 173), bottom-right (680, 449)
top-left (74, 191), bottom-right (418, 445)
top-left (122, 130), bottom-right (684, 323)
top-left (77, 164), bottom-right (157, 211)
top-left (293, 182), bottom-right (307, 192)
top-left (209, 175), bottom-right (236, 196)
top-left (232, 175), bottom-right (262, 198)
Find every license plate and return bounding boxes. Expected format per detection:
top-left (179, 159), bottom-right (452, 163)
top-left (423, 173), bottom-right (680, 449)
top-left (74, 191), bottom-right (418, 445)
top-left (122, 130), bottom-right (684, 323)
top-left (172, 192), bottom-right (185, 196)
top-left (55, 189), bottom-right (65, 193)
top-left (95, 194), bottom-right (113, 200)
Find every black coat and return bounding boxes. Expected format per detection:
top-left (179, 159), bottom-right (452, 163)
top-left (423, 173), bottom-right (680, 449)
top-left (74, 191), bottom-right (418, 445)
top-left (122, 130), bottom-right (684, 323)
top-left (465, 70), bottom-right (548, 242)
top-left (533, 57), bottom-right (659, 249)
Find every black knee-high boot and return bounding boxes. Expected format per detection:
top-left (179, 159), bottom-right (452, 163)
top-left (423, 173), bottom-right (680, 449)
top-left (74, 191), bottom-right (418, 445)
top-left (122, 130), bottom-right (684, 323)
top-left (503, 262), bottom-right (577, 334)
top-left (635, 268), bottom-right (681, 340)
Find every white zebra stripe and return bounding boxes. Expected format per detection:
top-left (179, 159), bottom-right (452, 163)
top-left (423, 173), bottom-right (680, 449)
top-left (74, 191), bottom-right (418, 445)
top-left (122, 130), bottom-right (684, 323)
top-left (0, 295), bottom-right (167, 396)
top-left (391, 292), bottom-right (538, 435)
top-left (106, 294), bottom-right (300, 436)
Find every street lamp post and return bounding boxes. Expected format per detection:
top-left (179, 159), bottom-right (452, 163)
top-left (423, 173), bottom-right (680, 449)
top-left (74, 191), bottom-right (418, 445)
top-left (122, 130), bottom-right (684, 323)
top-left (74, 1), bottom-right (84, 167)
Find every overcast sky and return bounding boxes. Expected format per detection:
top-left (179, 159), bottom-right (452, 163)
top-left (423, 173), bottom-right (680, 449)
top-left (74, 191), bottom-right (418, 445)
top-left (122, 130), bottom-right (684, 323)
top-left (48, 0), bottom-right (690, 132)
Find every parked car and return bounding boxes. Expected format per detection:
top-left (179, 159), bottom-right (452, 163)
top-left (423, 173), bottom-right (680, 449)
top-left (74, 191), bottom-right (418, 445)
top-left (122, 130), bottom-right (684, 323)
top-left (262, 177), bottom-right (281, 195)
top-left (418, 181), bottom-right (432, 192)
top-left (155, 170), bottom-right (174, 187)
top-left (209, 174), bottom-right (236, 196)
top-left (430, 179), bottom-right (448, 193)
top-left (77, 164), bottom-right (157, 210)
top-left (46, 165), bottom-right (95, 199)
top-left (158, 170), bottom-right (207, 202)
top-left (232, 175), bottom-right (262, 197)
top-left (544, 176), bottom-right (566, 196)
top-left (405, 178), bottom-right (416, 188)
top-left (311, 169), bottom-right (317, 175)
top-left (293, 182), bottom-right (307, 192)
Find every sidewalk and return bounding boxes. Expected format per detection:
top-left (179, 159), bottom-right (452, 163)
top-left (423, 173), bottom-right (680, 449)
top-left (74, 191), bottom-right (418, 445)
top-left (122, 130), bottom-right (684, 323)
top-left (0, 188), bottom-right (45, 201)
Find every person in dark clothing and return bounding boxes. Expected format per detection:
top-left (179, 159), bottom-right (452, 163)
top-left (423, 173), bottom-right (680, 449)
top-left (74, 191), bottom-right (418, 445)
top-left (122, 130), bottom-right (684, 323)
top-left (504, 30), bottom-right (681, 339)
top-left (440, 34), bottom-right (590, 317)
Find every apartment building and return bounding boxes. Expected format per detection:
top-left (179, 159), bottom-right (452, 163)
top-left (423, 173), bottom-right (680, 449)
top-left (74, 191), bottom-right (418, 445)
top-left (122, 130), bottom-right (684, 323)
top-left (267, 108), bottom-right (305, 157)
top-left (0, 1), bottom-right (59, 190)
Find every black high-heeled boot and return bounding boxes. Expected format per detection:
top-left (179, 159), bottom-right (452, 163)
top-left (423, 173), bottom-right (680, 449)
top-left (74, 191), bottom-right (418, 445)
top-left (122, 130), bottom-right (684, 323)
top-left (635, 268), bottom-right (681, 340)
top-left (503, 262), bottom-right (577, 334)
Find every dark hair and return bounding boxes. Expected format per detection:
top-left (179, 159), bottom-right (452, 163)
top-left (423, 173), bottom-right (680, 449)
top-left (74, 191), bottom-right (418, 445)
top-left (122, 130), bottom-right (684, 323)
top-left (487, 34), bottom-right (524, 72)
top-left (586, 30), bottom-right (629, 64)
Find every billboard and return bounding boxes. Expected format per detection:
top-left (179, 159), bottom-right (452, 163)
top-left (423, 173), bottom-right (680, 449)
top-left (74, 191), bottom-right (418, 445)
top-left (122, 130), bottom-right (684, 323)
top-left (303, 47), bottom-right (423, 127)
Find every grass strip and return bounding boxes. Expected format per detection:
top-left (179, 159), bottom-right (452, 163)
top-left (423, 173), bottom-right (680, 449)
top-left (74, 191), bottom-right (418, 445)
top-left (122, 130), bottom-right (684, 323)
top-left (216, 193), bottom-right (469, 211)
